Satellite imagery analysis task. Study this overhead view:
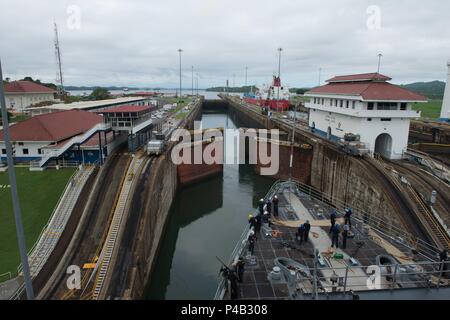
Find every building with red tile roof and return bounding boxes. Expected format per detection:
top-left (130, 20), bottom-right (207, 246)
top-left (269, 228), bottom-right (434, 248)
top-left (3, 81), bottom-right (58, 112)
top-left (304, 72), bottom-right (427, 159)
top-left (0, 109), bottom-right (113, 165)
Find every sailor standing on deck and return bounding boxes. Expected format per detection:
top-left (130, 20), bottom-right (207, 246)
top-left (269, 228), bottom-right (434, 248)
top-left (303, 220), bottom-right (311, 242)
top-left (344, 208), bottom-right (353, 228)
top-left (296, 224), bottom-right (305, 244)
top-left (248, 231), bottom-right (256, 256)
top-left (272, 195), bottom-right (279, 217)
top-left (329, 210), bottom-right (337, 233)
top-left (259, 199), bottom-right (265, 215)
top-left (331, 223), bottom-right (340, 248)
top-left (342, 223), bottom-right (350, 249)
top-left (234, 257), bottom-right (246, 283)
top-left (266, 198), bottom-right (272, 215)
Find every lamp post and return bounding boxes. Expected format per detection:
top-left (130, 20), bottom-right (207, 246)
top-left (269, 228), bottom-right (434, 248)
top-left (277, 47), bottom-right (283, 111)
top-left (318, 67), bottom-right (322, 86)
top-left (178, 49), bottom-right (183, 97)
top-left (191, 66), bottom-right (194, 96)
top-left (0, 58), bottom-right (35, 299)
top-left (245, 66), bottom-right (248, 87)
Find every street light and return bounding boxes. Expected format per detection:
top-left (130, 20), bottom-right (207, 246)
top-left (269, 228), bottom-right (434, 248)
top-left (245, 66), bottom-right (248, 87)
top-left (0, 58), bottom-right (35, 299)
top-left (191, 66), bottom-right (194, 96)
top-left (178, 49), bottom-right (183, 97)
top-left (277, 47), bottom-right (283, 110)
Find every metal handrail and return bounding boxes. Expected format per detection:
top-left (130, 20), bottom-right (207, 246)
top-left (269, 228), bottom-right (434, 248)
top-left (213, 180), bottom-right (288, 299)
top-left (214, 180), bottom-right (444, 300)
top-left (288, 179), bottom-right (441, 259)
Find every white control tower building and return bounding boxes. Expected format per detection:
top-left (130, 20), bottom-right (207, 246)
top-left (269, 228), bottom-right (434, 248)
top-left (440, 61), bottom-right (450, 122)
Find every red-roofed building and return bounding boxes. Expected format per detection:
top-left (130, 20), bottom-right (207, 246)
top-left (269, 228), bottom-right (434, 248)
top-left (0, 109), bottom-right (118, 166)
top-left (4, 81), bottom-right (58, 112)
top-left (304, 73), bottom-right (427, 159)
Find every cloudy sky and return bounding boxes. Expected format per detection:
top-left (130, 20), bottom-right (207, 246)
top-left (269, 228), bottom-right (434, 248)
top-left (1, 0), bottom-right (449, 88)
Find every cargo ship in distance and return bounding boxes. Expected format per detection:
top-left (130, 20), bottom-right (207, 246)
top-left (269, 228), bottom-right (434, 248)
top-left (243, 76), bottom-right (291, 111)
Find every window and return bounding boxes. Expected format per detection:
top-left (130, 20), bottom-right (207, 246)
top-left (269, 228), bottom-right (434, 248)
top-left (18, 142), bottom-right (24, 146)
top-left (377, 102), bottom-right (398, 110)
top-left (346, 101), bottom-right (349, 108)
top-left (381, 118), bottom-right (392, 121)
top-left (1, 149), bottom-right (6, 154)
top-left (340, 100), bottom-right (343, 108)
top-left (368, 102), bottom-right (374, 110)
top-left (400, 103), bottom-right (407, 110)
top-left (38, 149), bottom-right (42, 155)
top-left (23, 148), bottom-right (29, 155)
top-left (367, 118), bottom-right (372, 121)
top-left (352, 101), bottom-right (356, 109)
top-left (321, 98), bottom-right (324, 104)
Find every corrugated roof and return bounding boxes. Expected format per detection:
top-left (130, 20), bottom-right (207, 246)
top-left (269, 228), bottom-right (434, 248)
top-left (4, 81), bottom-right (56, 93)
top-left (0, 109), bottom-right (103, 142)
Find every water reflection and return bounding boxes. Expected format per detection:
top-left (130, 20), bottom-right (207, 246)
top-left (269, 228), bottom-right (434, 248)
top-left (145, 109), bottom-right (274, 299)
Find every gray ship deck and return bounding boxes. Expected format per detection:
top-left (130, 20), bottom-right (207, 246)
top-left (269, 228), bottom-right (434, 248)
top-left (224, 181), bottom-right (448, 300)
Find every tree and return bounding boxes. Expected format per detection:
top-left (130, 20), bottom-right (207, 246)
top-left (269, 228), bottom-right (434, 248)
top-left (0, 111), bottom-right (12, 122)
top-left (90, 87), bottom-right (111, 100)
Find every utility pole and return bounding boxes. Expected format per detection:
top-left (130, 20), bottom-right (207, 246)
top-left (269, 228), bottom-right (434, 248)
top-left (178, 49), bottom-right (183, 97)
top-left (0, 59), bottom-right (35, 300)
top-left (277, 47), bottom-right (283, 101)
top-left (318, 67), bottom-right (322, 86)
top-left (196, 75), bottom-right (199, 96)
top-left (289, 101), bottom-right (297, 181)
top-left (191, 66), bottom-right (194, 96)
top-left (54, 22), bottom-right (64, 98)
top-left (245, 66), bottom-right (248, 87)
top-left (377, 53), bottom-right (383, 73)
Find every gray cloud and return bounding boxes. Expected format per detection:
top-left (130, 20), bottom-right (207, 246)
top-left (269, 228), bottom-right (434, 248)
top-left (0, 0), bottom-right (449, 88)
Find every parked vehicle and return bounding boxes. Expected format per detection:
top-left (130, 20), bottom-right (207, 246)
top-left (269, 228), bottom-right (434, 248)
top-left (147, 132), bottom-right (166, 156)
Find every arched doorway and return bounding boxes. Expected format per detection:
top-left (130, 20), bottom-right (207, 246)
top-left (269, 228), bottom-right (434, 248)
top-left (374, 133), bottom-right (393, 158)
top-left (327, 126), bottom-right (332, 139)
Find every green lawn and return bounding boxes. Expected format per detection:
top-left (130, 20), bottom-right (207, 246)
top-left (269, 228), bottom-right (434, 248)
top-left (11, 114), bottom-right (30, 123)
top-left (413, 100), bottom-right (443, 120)
top-left (165, 97), bottom-right (193, 111)
top-left (0, 167), bottom-right (75, 277)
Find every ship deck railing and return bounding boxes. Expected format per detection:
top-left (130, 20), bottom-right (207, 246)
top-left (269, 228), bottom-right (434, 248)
top-left (214, 180), bottom-right (444, 300)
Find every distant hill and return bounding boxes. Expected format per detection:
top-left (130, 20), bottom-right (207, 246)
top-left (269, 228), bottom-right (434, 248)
top-left (206, 85), bottom-right (257, 93)
top-left (65, 86), bottom-right (140, 91)
top-left (401, 81), bottom-right (445, 100)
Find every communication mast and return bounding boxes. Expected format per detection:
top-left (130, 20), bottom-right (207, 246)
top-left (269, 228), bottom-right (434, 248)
top-left (54, 22), bottom-right (65, 98)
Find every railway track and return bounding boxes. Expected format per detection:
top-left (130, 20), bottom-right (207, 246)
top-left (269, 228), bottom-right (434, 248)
top-left (383, 160), bottom-right (450, 250)
top-left (354, 157), bottom-right (432, 244)
top-left (46, 148), bottom-right (131, 299)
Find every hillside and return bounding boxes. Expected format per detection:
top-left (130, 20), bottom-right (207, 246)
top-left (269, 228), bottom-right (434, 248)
top-left (401, 80), bottom-right (445, 99)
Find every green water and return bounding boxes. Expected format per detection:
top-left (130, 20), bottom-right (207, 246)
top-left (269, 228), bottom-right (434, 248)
top-left (145, 109), bottom-right (274, 299)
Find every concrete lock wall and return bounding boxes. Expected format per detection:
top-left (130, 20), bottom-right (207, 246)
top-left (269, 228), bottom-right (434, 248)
top-left (120, 99), bottom-right (205, 298)
top-left (225, 96), bottom-right (405, 231)
top-left (124, 156), bottom-right (178, 299)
